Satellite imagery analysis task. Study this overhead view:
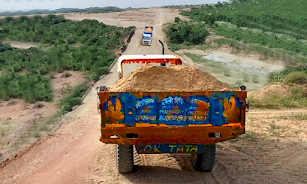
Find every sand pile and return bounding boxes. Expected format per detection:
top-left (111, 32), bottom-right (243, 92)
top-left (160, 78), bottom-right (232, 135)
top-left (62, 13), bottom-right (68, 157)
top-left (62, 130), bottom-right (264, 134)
top-left (108, 65), bottom-right (234, 92)
top-left (247, 83), bottom-right (291, 100)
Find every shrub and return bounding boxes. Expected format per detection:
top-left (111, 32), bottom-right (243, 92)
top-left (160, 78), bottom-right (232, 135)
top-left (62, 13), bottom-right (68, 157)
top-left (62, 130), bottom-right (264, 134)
top-left (283, 71), bottom-right (307, 84)
top-left (12, 64), bottom-right (22, 72)
top-left (61, 83), bottom-right (88, 114)
top-left (169, 44), bottom-right (181, 52)
top-left (39, 66), bottom-right (47, 75)
top-left (166, 21), bottom-right (209, 45)
top-left (252, 75), bottom-right (259, 83)
top-left (174, 17), bottom-right (181, 22)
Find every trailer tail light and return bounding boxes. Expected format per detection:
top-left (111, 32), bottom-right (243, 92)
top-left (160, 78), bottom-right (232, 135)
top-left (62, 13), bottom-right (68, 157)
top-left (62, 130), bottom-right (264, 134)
top-left (110, 135), bottom-right (119, 139)
top-left (215, 132), bottom-right (221, 138)
top-left (209, 132), bottom-right (221, 138)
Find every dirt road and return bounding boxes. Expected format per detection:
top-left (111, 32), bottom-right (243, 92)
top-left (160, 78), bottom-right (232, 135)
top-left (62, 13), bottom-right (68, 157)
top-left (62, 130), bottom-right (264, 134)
top-left (1, 8), bottom-right (307, 184)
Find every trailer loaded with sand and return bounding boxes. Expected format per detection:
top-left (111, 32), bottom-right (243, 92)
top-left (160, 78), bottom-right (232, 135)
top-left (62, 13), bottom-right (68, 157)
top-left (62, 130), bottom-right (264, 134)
top-left (97, 54), bottom-right (248, 173)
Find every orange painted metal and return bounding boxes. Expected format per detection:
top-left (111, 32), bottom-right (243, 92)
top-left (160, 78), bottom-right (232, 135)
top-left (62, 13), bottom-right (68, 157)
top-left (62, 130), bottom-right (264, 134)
top-left (98, 91), bottom-right (247, 146)
top-left (100, 126), bottom-right (244, 145)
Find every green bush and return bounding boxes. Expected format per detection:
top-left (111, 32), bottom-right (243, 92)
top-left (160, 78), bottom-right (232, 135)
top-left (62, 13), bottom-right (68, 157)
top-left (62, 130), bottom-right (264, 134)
top-left (284, 71), bottom-right (307, 84)
top-left (0, 73), bottom-right (53, 103)
top-left (252, 75), bottom-right (259, 83)
top-left (169, 44), bottom-right (181, 52)
top-left (174, 17), bottom-right (181, 22)
top-left (61, 83), bottom-right (88, 114)
top-left (166, 21), bottom-right (209, 45)
top-left (269, 66), bottom-right (307, 83)
top-left (39, 66), bottom-right (48, 75)
top-left (12, 64), bottom-right (22, 72)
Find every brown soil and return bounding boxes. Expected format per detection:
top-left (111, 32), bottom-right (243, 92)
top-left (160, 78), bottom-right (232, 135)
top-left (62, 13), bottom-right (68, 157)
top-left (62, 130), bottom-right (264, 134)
top-left (0, 71), bottom-right (86, 162)
top-left (0, 99), bottom-right (59, 160)
top-left (2, 41), bottom-right (37, 50)
top-left (51, 71), bottom-right (87, 101)
top-left (109, 65), bottom-right (233, 92)
top-left (144, 27), bottom-right (153, 32)
top-left (248, 83), bottom-right (291, 100)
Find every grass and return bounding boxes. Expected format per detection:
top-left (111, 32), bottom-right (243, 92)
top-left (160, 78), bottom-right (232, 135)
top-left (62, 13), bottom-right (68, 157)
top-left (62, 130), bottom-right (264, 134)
top-left (34, 132), bottom-right (41, 138)
top-left (0, 123), bottom-right (14, 148)
top-left (283, 71), bottom-right (307, 84)
top-left (236, 80), bottom-right (243, 86)
top-left (241, 131), bottom-right (258, 141)
top-left (268, 123), bottom-right (283, 136)
top-left (243, 73), bottom-right (249, 82)
top-left (184, 52), bottom-right (229, 74)
top-left (278, 114), bottom-right (307, 121)
top-left (249, 90), bottom-right (307, 109)
top-left (182, 0), bottom-right (307, 40)
top-left (213, 37), bottom-right (307, 64)
top-left (223, 69), bottom-right (231, 77)
top-left (269, 66), bottom-right (307, 83)
top-left (252, 75), bottom-right (259, 83)
top-left (212, 23), bottom-right (307, 58)
top-left (60, 83), bottom-right (89, 114)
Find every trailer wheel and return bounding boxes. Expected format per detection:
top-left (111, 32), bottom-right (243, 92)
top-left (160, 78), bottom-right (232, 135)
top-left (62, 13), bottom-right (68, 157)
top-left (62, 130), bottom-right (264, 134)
top-left (116, 144), bottom-right (134, 174)
top-left (191, 144), bottom-right (216, 172)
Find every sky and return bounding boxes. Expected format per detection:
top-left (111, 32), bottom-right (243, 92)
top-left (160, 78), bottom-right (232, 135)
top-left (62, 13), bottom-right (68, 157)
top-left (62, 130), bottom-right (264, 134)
top-left (0, 0), bottom-right (228, 12)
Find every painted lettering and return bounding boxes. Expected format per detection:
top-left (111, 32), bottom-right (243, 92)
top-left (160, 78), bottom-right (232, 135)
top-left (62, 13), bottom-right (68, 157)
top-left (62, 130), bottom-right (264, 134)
top-left (136, 99), bottom-right (155, 109)
top-left (169, 145), bottom-right (177, 152)
top-left (159, 109), bottom-right (185, 115)
top-left (177, 145), bottom-right (184, 152)
top-left (159, 115), bottom-right (187, 122)
top-left (186, 145), bottom-right (191, 152)
top-left (154, 145), bottom-right (160, 153)
top-left (144, 145), bottom-right (152, 152)
top-left (188, 116), bottom-right (206, 121)
top-left (161, 96), bottom-right (185, 106)
top-left (190, 146), bottom-right (198, 152)
top-left (136, 116), bottom-right (156, 121)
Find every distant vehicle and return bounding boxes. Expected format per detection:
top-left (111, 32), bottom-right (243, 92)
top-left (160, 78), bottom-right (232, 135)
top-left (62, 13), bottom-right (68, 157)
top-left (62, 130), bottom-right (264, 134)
top-left (142, 26), bottom-right (153, 46)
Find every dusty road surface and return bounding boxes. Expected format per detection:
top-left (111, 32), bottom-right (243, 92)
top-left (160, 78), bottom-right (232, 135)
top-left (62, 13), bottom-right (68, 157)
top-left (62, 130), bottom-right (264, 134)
top-left (1, 8), bottom-right (307, 184)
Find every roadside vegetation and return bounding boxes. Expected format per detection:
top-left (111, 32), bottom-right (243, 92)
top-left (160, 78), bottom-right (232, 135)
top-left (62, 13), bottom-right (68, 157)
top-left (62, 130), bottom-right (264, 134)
top-left (166, 21), bottom-right (209, 51)
top-left (0, 15), bottom-right (134, 160)
top-left (179, 0), bottom-right (307, 63)
top-left (248, 68), bottom-right (307, 109)
top-left (171, 0), bottom-right (307, 109)
top-left (0, 15), bottom-right (134, 103)
top-left (249, 66), bottom-right (307, 109)
top-left (179, 0), bottom-right (307, 61)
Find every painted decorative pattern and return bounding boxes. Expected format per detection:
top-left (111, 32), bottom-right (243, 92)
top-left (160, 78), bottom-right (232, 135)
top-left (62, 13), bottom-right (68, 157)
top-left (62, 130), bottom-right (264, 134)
top-left (100, 91), bottom-right (246, 127)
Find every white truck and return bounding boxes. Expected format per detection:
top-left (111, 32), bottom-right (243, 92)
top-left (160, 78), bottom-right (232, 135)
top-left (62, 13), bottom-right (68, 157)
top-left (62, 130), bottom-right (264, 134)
top-left (141, 26), bottom-right (153, 46)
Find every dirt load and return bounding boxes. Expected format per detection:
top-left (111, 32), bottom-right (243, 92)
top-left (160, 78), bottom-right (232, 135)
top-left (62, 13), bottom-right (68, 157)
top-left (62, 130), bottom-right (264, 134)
top-left (144, 27), bottom-right (153, 32)
top-left (108, 65), bottom-right (234, 92)
top-left (248, 83), bottom-right (291, 100)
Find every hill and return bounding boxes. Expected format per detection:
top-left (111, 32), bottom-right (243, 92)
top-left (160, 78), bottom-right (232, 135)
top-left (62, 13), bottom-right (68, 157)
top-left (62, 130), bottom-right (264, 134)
top-left (182, 0), bottom-right (307, 39)
top-left (0, 6), bottom-right (124, 16)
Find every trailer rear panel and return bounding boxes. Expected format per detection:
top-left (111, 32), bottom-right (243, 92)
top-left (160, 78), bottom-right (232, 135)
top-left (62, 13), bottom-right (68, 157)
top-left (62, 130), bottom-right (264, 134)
top-left (98, 91), bottom-right (247, 146)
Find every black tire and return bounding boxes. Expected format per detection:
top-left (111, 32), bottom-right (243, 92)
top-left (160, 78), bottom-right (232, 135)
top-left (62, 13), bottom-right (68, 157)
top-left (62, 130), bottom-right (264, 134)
top-left (191, 144), bottom-right (216, 172)
top-left (116, 144), bottom-right (134, 173)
